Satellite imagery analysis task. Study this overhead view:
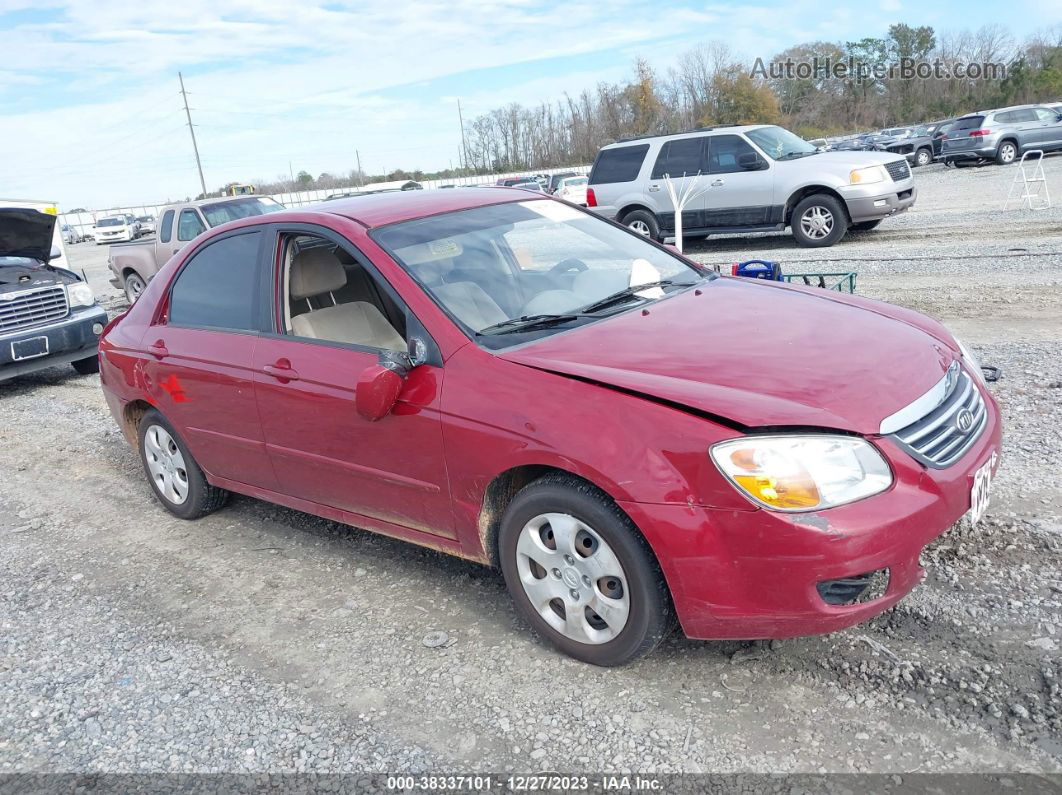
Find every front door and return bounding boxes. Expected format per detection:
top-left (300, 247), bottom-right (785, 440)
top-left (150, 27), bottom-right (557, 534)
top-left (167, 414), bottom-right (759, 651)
top-left (703, 134), bottom-right (775, 229)
top-left (252, 228), bottom-right (455, 538)
top-left (143, 229), bottom-right (277, 489)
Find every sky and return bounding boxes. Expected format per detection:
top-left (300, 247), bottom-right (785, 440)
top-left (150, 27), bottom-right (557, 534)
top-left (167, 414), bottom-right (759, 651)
top-left (1, 0), bottom-right (1056, 209)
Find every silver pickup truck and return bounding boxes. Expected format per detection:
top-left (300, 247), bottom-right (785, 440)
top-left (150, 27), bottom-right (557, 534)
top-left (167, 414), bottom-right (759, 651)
top-left (107, 195), bottom-right (283, 302)
top-left (587, 124), bottom-right (917, 247)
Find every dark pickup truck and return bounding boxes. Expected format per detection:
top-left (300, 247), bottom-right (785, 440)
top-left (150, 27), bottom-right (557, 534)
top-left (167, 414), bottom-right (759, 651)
top-left (1, 208), bottom-right (108, 382)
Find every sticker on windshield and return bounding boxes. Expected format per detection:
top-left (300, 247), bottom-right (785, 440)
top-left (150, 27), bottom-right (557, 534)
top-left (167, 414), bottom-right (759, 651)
top-left (520, 200), bottom-right (585, 222)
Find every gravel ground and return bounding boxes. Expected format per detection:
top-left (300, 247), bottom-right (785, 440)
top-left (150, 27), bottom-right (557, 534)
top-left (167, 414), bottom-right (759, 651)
top-left (1, 158), bottom-right (1060, 775)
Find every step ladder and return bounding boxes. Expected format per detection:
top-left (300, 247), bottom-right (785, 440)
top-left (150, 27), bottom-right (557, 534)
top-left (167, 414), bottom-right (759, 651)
top-left (1003, 150), bottom-right (1051, 210)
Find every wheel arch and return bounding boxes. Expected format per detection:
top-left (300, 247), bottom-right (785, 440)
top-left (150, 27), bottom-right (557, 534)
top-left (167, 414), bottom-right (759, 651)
top-left (997, 137), bottom-right (1019, 154)
top-left (616, 203), bottom-right (657, 223)
top-left (121, 398), bottom-right (155, 450)
top-left (783, 185), bottom-right (850, 226)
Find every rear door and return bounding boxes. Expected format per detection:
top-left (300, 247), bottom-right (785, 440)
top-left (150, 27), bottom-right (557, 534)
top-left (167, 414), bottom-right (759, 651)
top-left (645, 136), bottom-right (708, 234)
top-left (703, 134), bottom-right (774, 228)
top-left (1032, 107), bottom-right (1062, 150)
top-left (143, 229), bottom-right (277, 489)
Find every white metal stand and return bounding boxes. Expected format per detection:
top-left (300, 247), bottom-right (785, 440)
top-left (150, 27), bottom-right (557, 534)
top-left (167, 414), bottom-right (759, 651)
top-left (1003, 150), bottom-right (1051, 210)
top-left (662, 173), bottom-right (708, 252)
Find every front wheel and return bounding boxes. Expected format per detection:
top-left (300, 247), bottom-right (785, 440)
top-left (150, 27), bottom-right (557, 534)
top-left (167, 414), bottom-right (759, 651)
top-left (791, 194), bottom-right (848, 247)
top-left (138, 409), bottom-right (229, 519)
top-left (498, 475), bottom-right (673, 666)
top-left (621, 209), bottom-right (662, 242)
top-left (915, 148), bottom-right (932, 167)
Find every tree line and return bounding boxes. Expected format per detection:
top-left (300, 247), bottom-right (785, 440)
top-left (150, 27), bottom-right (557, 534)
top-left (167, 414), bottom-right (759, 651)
top-left (459, 22), bottom-right (1062, 173)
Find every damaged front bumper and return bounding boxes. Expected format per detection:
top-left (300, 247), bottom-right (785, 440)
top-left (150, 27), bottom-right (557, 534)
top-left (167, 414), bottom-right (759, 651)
top-left (620, 397), bottom-right (1002, 641)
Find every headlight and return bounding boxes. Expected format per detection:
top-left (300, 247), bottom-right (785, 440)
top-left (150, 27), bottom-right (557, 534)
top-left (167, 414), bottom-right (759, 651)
top-left (953, 335), bottom-right (985, 385)
top-left (849, 165), bottom-right (887, 185)
top-left (710, 435), bottom-right (893, 512)
top-left (67, 282), bottom-right (95, 307)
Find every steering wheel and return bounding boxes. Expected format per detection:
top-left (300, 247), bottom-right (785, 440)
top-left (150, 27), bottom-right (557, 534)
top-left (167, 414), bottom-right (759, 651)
top-left (549, 258), bottom-right (588, 275)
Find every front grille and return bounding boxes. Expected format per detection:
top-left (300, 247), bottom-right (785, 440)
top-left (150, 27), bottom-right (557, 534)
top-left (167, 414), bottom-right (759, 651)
top-left (890, 366), bottom-right (986, 468)
top-left (0, 286), bottom-right (70, 333)
top-left (885, 159), bottom-right (911, 181)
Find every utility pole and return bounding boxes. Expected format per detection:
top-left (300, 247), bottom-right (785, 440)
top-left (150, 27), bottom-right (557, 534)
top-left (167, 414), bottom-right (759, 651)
top-left (289, 161), bottom-right (295, 186)
top-left (179, 72), bottom-right (207, 198)
top-left (457, 99), bottom-right (469, 174)
top-left (355, 150), bottom-right (363, 186)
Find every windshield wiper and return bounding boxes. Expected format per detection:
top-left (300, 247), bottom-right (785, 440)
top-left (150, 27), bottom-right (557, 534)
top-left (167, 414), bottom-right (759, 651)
top-left (478, 313), bottom-right (591, 335)
top-left (777, 151), bottom-right (815, 160)
top-left (577, 279), bottom-right (690, 315)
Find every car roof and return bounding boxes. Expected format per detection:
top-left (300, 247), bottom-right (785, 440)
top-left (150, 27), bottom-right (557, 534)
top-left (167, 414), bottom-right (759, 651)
top-left (280, 187), bottom-right (540, 229)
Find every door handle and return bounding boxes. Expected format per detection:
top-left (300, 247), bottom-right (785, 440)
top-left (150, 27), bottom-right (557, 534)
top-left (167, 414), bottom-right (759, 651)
top-left (262, 359), bottom-right (300, 382)
top-left (148, 339), bottom-right (169, 359)
top-left (711, 179), bottom-right (725, 187)
top-left (648, 184), bottom-right (660, 192)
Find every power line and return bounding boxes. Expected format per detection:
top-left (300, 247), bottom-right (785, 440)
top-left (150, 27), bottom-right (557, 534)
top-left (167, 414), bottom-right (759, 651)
top-left (179, 72), bottom-right (208, 197)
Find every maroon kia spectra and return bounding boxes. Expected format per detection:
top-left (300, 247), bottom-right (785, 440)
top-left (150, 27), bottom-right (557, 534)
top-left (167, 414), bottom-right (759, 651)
top-left (98, 188), bottom-right (1001, 666)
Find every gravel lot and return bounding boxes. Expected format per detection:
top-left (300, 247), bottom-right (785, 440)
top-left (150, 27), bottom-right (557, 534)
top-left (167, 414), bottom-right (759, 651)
top-left (1, 158), bottom-right (1060, 775)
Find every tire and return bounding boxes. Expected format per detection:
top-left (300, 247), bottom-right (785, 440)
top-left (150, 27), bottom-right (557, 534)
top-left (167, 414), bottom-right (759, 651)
top-left (995, 141), bottom-right (1018, 165)
top-left (621, 209), bottom-right (662, 242)
top-left (914, 148), bottom-right (932, 167)
top-left (850, 219), bottom-right (882, 232)
top-left (138, 409), bottom-right (229, 520)
top-left (791, 194), bottom-right (848, 248)
top-left (71, 355), bottom-right (100, 375)
top-left (123, 271), bottom-right (147, 304)
top-left (498, 474), bottom-right (673, 666)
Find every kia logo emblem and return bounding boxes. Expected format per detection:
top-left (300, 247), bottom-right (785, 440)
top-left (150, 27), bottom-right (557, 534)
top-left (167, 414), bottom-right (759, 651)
top-left (955, 408), bottom-right (975, 434)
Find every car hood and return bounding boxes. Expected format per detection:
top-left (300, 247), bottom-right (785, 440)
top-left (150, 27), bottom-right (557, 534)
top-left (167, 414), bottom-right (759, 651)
top-left (499, 278), bottom-right (959, 435)
top-left (0, 208), bottom-right (57, 262)
top-left (797, 150), bottom-right (904, 170)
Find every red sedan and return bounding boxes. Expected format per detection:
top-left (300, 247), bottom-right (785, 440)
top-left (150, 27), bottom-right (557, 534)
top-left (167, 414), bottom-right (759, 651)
top-left (98, 188), bottom-right (1001, 666)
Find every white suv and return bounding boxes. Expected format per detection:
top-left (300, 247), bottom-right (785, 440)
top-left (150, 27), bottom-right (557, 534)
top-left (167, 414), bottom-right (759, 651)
top-left (587, 124), bottom-right (917, 247)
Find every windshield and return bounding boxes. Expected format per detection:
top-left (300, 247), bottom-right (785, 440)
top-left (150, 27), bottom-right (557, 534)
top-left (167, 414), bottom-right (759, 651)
top-left (96, 217), bottom-right (124, 227)
top-left (374, 200), bottom-right (705, 347)
top-left (745, 126), bottom-right (817, 160)
top-left (201, 197), bottom-right (284, 226)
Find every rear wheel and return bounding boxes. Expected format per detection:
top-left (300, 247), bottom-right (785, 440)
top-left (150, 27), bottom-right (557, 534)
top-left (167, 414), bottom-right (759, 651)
top-left (138, 409), bottom-right (228, 519)
top-left (791, 194), bottom-right (848, 247)
top-left (621, 209), bottom-right (662, 242)
top-left (498, 474), bottom-right (673, 666)
top-left (123, 271), bottom-right (147, 304)
top-left (914, 148), bottom-right (932, 167)
top-left (996, 141), bottom-right (1018, 165)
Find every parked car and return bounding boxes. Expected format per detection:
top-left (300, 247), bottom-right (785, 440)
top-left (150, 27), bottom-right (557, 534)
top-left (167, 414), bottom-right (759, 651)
top-left (1, 208), bottom-right (108, 381)
top-left (107, 196), bottom-right (283, 303)
top-left (93, 214), bottom-right (139, 244)
top-left (136, 215), bottom-right (157, 236)
top-left (881, 126), bottom-right (936, 168)
top-left (587, 124), bottom-right (917, 247)
top-left (942, 104), bottom-right (1062, 166)
top-left (98, 188), bottom-right (1000, 666)
top-left (554, 175), bottom-right (589, 205)
top-left (510, 181), bottom-right (544, 192)
top-left (60, 224), bottom-right (78, 244)
top-left (546, 172), bottom-right (579, 194)
top-left (496, 177), bottom-right (533, 187)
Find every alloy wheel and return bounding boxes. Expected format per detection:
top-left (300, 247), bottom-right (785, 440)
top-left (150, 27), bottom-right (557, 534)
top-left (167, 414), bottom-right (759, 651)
top-left (627, 220), bottom-right (651, 237)
top-left (515, 512), bottom-right (631, 644)
top-left (799, 206), bottom-right (834, 240)
top-left (1000, 143), bottom-right (1016, 163)
top-left (916, 149), bottom-right (931, 166)
top-left (144, 424), bottom-right (189, 505)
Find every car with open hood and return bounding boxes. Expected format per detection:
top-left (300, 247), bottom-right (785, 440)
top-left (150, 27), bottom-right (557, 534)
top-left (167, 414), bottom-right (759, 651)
top-left (97, 189), bottom-right (1000, 666)
top-left (1, 207), bottom-right (109, 382)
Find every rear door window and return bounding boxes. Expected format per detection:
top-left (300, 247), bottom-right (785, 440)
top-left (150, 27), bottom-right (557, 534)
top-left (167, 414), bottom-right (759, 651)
top-left (159, 209), bottom-right (175, 243)
top-left (650, 137), bottom-right (705, 179)
top-left (589, 144), bottom-right (650, 184)
top-left (168, 232), bottom-right (263, 331)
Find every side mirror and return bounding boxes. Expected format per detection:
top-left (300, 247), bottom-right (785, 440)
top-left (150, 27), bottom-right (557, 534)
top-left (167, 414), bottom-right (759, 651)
top-left (355, 364), bottom-right (404, 422)
top-left (738, 153), bottom-right (766, 170)
top-left (48, 245), bottom-right (62, 261)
